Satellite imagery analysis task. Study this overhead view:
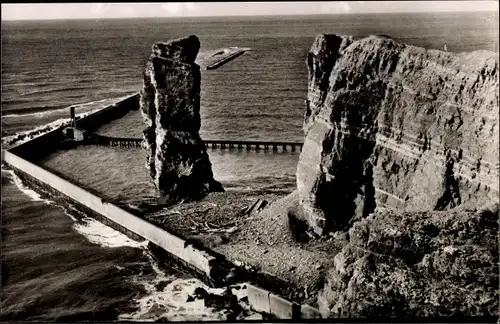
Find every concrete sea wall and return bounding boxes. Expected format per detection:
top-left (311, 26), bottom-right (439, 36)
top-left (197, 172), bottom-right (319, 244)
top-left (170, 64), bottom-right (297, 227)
top-left (2, 93), bottom-right (321, 319)
top-left (8, 93), bottom-right (140, 160)
top-left (8, 127), bottom-right (66, 161)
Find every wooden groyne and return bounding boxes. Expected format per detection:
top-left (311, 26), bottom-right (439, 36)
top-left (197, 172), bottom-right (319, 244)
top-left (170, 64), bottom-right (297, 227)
top-left (82, 132), bottom-right (143, 148)
top-left (3, 96), bottom-right (320, 319)
top-left (205, 140), bottom-right (303, 152)
top-left (79, 132), bottom-right (303, 152)
top-left (206, 49), bottom-right (246, 70)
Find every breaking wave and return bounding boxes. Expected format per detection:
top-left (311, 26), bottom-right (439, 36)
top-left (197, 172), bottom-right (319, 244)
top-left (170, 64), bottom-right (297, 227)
top-left (3, 169), bottom-right (47, 203)
top-left (119, 254), bottom-right (255, 321)
top-left (1, 96), bottom-right (127, 119)
top-left (2, 100), bottom-right (94, 118)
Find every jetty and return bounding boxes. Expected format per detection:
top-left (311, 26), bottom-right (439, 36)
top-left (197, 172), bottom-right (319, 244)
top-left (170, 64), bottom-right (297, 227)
top-left (204, 140), bottom-right (303, 152)
top-left (73, 130), bottom-right (303, 152)
top-left (58, 108), bottom-right (303, 153)
top-left (205, 47), bottom-right (247, 70)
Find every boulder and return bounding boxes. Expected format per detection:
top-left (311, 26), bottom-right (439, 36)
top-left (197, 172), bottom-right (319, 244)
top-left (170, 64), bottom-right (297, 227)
top-left (140, 35), bottom-right (223, 204)
top-left (297, 34), bottom-right (499, 235)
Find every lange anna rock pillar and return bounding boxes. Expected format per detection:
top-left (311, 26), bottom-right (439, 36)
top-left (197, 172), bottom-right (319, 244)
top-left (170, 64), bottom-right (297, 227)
top-left (140, 35), bottom-right (223, 204)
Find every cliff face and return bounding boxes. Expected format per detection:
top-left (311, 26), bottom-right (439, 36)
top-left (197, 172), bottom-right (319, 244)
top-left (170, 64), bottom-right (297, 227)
top-left (140, 35), bottom-right (223, 203)
top-left (297, 34), bottom-right (499, 235)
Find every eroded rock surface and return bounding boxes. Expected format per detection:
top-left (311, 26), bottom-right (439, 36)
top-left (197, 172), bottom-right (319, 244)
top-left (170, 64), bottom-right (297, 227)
top-left (297, 34), bottom-right (499, 235)
top-left (140, 35), bottom-right (223, 203)
top-left (317, 204), bottom-right (499, 318)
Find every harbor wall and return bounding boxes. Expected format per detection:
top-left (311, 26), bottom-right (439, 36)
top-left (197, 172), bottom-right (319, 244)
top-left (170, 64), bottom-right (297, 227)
top-left (2, 91), bottom-right (322, 319)
top-left (9, 127), bottom-right (65, 161)
top-left (8, 93), bottom-right (140, 161)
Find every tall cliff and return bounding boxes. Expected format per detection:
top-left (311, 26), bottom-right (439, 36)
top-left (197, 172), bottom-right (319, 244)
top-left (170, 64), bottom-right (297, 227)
top-left (140, 35), bottom-right (223, 204)
top-left (297, 34), bottom-right (499, 235)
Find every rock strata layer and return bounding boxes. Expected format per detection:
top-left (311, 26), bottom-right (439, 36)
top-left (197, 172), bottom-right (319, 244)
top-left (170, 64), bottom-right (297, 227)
top-left (140, 35), bottom-right (223, 203)
top-left (297, 34), bottom-right (499, 235)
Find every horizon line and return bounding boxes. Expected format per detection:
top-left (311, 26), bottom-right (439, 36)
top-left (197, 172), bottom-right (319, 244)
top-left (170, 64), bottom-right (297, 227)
top-left (2, 9), bottom-right (497, 22)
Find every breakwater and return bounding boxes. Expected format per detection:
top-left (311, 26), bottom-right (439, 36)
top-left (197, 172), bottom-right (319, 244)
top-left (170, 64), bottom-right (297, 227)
top-left (7, 93), bottom-right (140, 161)
top-left (2, 150), bottom-right (237, 285)
top-left (75, 94), bottom-right (140, 132)
top-left (4, 93), bottom-right (235, 286)
top-left (80, 132), bottom-right (303, 152)
top-left (1, 94), bottom-right (320, 319)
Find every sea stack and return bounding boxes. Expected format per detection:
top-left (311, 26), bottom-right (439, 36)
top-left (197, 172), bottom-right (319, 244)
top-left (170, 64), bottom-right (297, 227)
top-left (140, 35), bottom-right (223, 204)
top-left (297, 34), bottom-right (499, 235)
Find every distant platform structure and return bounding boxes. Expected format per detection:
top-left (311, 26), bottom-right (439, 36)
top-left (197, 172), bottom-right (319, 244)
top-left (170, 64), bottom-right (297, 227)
top-left (205, 47), bottom-right (248, 70)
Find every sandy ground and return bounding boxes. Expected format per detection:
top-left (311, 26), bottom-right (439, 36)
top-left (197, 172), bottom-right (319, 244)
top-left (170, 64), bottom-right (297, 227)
top-left (143, 190), bottom-right (347, 307)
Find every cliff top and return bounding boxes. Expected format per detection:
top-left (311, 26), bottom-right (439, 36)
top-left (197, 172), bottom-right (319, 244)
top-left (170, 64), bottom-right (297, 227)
top-left (312, 33), bottom-right (498, 73)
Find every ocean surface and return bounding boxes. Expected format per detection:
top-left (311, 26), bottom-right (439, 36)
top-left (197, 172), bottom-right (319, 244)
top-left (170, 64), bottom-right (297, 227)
top-left (1, 12), bottom-right (498, 321)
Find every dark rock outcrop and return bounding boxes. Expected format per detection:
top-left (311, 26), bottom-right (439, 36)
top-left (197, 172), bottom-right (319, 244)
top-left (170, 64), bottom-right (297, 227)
top-left (140, 35), bottom-right (223, 203)
top-left (317, 204), bottom-right (499, 318)
top-left (297, 34), bottom-right (499, 235)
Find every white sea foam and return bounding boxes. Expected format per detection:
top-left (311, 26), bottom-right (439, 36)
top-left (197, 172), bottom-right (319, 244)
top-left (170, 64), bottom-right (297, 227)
top-left (3, 107), bottom-right (78, 119)
top-left (119, 278), bottom-right (227, 321)
top-left (3, 169), bottom-right (48, 203)
top-left (1, 97), bottom-right (118, 119)
top-left (119, 251), bottom-right (255, 322)
top-left (72, 216), bottom-right (148, 249)
top-left (118, 249), bottom-right (254, 321)
top-left (2, 118), bottom-right (71, 147)
top-left (4, 168), bottom-right (147, 249)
